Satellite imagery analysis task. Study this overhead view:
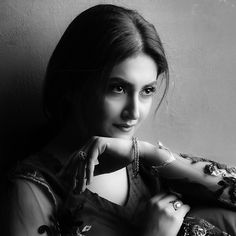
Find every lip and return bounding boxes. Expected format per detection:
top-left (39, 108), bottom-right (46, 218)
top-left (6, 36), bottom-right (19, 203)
top-left (113, 123), bottom-right (136, 132)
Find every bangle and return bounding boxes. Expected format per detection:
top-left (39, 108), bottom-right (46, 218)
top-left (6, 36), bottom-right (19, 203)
top-left (132, 137), bottom-right (139, 177)
top-left (152, 141), bottom-right (176, 170)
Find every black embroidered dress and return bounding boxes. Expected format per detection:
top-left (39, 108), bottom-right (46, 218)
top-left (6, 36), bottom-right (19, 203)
top-left (9, 152), bottom-right (236, 236)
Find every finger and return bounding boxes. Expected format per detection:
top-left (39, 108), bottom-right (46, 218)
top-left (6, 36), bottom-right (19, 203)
top-left (83, 136), bottom-right (105, 162)
top-left (149, 192), bottom-right (168, 204)
top-left (175, 204), bottom-right (190, 215)
top-left (169, 199), bottom-right (185, 213)
top-left (62, 137), bottom-right (99, 193)
top-left (159, 200), bottom-right (187, 219)
top-left (153, 194), bottom-right (178, 206)
top-left (73, 154), bottom-right (87, 194)
top-left (161, 195), bottom-right (179, 205)
top-left (73, 162), bottom-right (86, 194)
top-left (86, 160), bottom-right (95, 185)
top-left (86, 140), bottom-right (99, 184)
top-left (86, 138), bottom-right (108, 184)
top-left (76, 137), bottom-right (99, 185)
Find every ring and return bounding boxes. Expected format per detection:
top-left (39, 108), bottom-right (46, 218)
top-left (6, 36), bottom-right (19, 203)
top-left (78, 150), bottom-right (87, 161)
top-left (170, 200), bottom-right (182, 211)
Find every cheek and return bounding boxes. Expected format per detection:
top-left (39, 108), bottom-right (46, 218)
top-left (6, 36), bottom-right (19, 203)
top-left (102, 97), bottom-right (124, 121)
top-left (141, 100), bottom-right (153, 119)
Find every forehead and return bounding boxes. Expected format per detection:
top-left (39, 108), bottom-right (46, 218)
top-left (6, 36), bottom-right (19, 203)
top-left (109, 53), bottom-right (158, 85)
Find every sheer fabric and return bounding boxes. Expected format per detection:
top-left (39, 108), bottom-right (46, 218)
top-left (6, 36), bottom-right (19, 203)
top-left (8, 152), bottom-right (236, 235)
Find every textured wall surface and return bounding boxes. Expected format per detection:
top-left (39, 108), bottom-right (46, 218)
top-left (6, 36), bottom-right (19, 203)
top-left (0, 0), bottom-right (236, 178)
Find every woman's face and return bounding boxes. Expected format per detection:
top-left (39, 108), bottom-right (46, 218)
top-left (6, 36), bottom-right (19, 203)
top-left (93, 53), bottom-right (158, 139)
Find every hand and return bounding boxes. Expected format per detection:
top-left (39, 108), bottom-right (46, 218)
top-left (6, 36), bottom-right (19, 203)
top-left (58, 137), bottom-right (177, 194)
top-left (58, 136), bottom-right (134, 193)
top-left (141, 193), bottom-right (190, 236)
top-left (79, 136), bottom-right (134, 181)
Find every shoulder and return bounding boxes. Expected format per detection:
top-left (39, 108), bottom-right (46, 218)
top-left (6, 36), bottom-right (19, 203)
top-left (6, 151), bottom-right (68, 236)
top-left (10, 178), bottom-right (54, 219)
top-left (9, 152), bottom-right (63, 207)
top-left (7, 178), bottom-right (60, 236)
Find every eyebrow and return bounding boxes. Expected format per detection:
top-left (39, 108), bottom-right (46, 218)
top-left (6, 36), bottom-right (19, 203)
top-left (108, 76), bottom-right (157, 88)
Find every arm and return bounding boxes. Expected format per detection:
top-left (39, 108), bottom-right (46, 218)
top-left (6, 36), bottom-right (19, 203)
top-left (70, 136), bottom-right (236, 208)
top-left (55, 137), bottom-right (234, 235)
top-left (139, 141), bottom-right (236, 208)
top-left (8, 179), bottom-right (58, 236)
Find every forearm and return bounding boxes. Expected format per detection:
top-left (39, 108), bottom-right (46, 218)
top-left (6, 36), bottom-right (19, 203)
top-left (139, 141), bottom-right (236, 208)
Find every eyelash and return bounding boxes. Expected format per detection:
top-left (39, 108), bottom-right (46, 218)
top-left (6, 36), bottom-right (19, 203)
top-left (108, 84), bottom-right (157, 97)
top-left (110, 85), bottom-right (124, 94)
top-left (141, 87), bottom-right (157, 96)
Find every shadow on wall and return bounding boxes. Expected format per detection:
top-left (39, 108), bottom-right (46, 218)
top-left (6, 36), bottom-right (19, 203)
top-left (0, 70), bottom-right (49, 184)
top-left (0, 0), bottom-right (65, 183)
top-left (0, 69), bottom-right (51, 231)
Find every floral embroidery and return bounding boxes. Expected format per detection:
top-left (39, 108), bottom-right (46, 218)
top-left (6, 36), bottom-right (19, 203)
top-left (57, 196), bottom-right (93, 236)
top-left (178, 216), bottom-right (231, 236)
top-left (10, 158), bottom-right (93, 236)
top-left (204, 163), bottom-right (236, 178)
top-left (191, 224), bottom-right (207, 236)
top-left (38, 216), bottom-right (61, 235)
top-left (70, 225), bottom-right (92, 236)
top-left (10, 153), bottom-right (234, 236)
top-left (205, 164), bottom-right (227, 177)
top-left (179, 153), bottom-right (236, 206)
top-left (179, 153), bottom-right (236, 178)
top-left (215, 177), bottom-right (236, 204)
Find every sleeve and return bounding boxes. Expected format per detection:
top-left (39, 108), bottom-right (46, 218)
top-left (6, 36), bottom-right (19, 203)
top-left (8, 179), bottom-right (60, 236)
top-left (151, 151), bottom-right (236, 209)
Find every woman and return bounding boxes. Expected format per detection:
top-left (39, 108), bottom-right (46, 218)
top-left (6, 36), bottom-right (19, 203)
top-left (7, 4), bottom-right (236, 236)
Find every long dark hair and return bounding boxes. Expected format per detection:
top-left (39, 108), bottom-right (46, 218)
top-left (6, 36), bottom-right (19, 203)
top-left (43, 4), bottom-right (169, 136)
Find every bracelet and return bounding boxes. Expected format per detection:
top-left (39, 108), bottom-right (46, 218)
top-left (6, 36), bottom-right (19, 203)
top-left (152, 141), bottom-right (176, 170)
top-left (132, 137), bottom-right (139, 177)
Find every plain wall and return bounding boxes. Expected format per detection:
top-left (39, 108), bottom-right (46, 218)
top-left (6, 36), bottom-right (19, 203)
top-left (1, 0), bottom-right (236, 180)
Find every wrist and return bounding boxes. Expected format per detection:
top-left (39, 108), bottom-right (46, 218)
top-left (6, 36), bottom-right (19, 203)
top-left (138, 140), bottom-right (176, 168)
top-left (138, 141), bottom-right (157, 165)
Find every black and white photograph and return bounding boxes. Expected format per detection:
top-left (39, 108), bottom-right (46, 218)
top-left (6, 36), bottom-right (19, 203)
top-left (1, 1), bottom-right (236, 235)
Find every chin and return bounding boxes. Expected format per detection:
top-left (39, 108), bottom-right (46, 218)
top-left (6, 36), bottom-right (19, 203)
top-left (115, 134), bottom-right (132, 139)
top-left (109, 131), bottom-right (134, 139)
top-left (98, 127), bottom-right (136, 139)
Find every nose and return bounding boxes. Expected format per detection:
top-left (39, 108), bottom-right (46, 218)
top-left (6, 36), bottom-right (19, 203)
top-left (122, 94), bottom-right (140, 121)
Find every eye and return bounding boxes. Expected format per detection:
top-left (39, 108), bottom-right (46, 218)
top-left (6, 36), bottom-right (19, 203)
top-left (109, 84), bottom-right (125, 94)
top-left (140, 86), bottom-right (157, 97)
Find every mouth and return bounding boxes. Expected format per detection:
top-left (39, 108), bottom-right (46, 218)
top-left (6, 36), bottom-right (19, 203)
top-left (113, 123), bottom-right (136, 132)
